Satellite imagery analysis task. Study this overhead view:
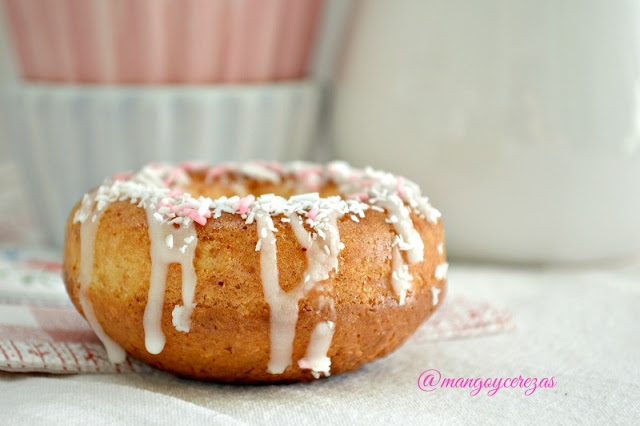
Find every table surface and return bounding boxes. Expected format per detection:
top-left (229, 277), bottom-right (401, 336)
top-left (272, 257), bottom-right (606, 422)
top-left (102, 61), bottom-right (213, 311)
top-left (1, 260), bottom-right (638, 425)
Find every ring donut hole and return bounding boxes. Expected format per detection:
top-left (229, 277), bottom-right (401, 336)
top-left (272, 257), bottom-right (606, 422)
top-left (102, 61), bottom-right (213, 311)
top-left (184, 170), bottom-right (342, 199)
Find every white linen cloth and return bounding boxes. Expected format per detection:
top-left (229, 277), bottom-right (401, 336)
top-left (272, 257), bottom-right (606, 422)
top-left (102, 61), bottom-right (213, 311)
top-left (1, 254), bottom-right (638, 425)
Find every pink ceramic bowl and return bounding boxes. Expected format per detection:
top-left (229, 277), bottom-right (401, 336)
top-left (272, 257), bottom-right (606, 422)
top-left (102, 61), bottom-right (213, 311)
top-left (2, 0), bottom-right (325, 83)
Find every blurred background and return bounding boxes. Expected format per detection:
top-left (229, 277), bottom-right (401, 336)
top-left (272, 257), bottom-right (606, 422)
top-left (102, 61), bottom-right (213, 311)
top-left (1, 0), bottom-right (639, 265)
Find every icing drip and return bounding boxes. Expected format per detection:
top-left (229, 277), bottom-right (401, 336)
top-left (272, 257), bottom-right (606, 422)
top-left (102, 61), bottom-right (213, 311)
top-left (376, 194), bottom-right (424, 303)
top-left (256, 213), bottom-right (296, 374)
top-left (144, 207), bottom-right (198, 355)
top-left (391, 245), bottom-right (413, 305)
top-left (256, 211), bottom-right (342, 375)
top-left (76, 198), bottom-right (126, 363)
top-left (290, 212), bottom-right (341, 376)
top-left (298, 321), bottom-right (336, 378)
top-left (289, 214), bottom-right (312, 249)
top-left (416, 199), bottom-right (442, 224)
top-left (377, 195), bottom-right (424, 264)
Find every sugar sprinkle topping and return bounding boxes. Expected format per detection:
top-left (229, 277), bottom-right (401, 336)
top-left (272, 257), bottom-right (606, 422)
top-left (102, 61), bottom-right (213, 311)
top-left (74, 161), bottom-right (441, 232)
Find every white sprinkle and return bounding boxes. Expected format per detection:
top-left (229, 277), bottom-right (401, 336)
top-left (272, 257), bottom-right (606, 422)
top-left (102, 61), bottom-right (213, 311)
top-left (153, 212), bottom-right (163, 222)
top-left (435, 263), bottom-right (449, 280)
top-left (184, 236), bottom-right (195, 244)
top-left (428, 208), bottom-right (442, 224)
top-left (165, 234), bottom-right (174, 249)
top-left (432, 287), bottom-right (441, 305)
top-left (350, 214), bottom-right (359, 222)
top-left (323, 245), bottom-right (331, 255)
top-left (179, 245), bottom-right (187, 254)
top-left (437, 243), bottom-right (444, 254)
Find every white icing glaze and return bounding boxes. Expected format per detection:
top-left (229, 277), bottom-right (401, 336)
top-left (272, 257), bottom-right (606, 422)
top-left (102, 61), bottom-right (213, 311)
top-left (144, 207), bottom-right (198, 354)
top-left (256, 210), bottom-right (341, 375)
top-left (329, 162), bottom-right (441, 226)
top-left (290, 212), bottom-right (341, 376)
top-left (75, 197), bottom-right (126, 363)
top-left (298, 321), bottom-right (336, 378)
top-left (289, 214), bottom-right (312, 250)
top-left (256, 213), bottom-right (298, 374)
top-left (391, 245), bottom-right (413, 305)
top-left (377, 195), bottom-right (424, 265)
top-left (289, 211), bottom-right (341, 299)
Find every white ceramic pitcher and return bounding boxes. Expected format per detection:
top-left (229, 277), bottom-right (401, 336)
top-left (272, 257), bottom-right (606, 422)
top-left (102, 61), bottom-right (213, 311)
top-left (334, 0), bottom-right (640, 263)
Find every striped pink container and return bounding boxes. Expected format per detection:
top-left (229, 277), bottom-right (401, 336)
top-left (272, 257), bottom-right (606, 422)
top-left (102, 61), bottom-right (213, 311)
top-left (2, 0), bottom-right (325, 83)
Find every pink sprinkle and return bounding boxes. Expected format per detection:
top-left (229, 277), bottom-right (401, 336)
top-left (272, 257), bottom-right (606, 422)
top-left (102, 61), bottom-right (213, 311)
top-left (167, 188), bottom-right (183, 198)
top-left (396, 176), bottom-right (405, 196)
top-left (189, 211), bottom-right (207, 226)
top-left (205, 165), bottom-right (229, 182)
top-left (266, 162), bottom-right (284, 173)
top-left (180, 161), bottom-right (208, 171)
top-left (164, 168), bottom-right (185, 187)
top-left (158, 199), bottom-right (172, 208)
top-left (113, 171), bottom-right (133, 182)
top-left (298, 167), bottom-right (322, 178)
top-left (176, 206), bottom-right (207, 225)
top-left (347, 193), bottom-right (370, 202)
top-left (235, 195), bottom-right (255, 215)
top-left (170, 203), bottom-right (189, 213)
top-left (327, 165), bottom-right (337, 176)
top-left (307, 206), bottom-right (319, 221)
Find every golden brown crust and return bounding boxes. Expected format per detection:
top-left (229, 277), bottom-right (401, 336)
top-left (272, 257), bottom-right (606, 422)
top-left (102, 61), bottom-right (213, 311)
top-left (63, 183), bottom-right (446, 382)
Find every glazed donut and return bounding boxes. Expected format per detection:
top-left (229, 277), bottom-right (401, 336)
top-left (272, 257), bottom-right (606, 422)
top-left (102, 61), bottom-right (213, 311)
top-left (63, 161), bottom-right (447, 382)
